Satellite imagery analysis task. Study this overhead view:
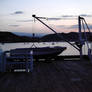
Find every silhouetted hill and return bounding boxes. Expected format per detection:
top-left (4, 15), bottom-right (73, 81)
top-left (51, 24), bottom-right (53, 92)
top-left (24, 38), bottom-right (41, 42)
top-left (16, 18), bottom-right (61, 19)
top-left (0, 31), bottom-right (39, 43)
top-left (40, 32), bottom-right (78, 42)
top-left (40, 32), bottom-right (92, 42)
top-left (0, 31), bottom-right (92, 43)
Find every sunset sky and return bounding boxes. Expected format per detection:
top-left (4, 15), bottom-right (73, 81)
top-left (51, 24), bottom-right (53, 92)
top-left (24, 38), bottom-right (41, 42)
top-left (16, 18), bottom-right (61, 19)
top-left (0, 0), bottom-right (92, 34)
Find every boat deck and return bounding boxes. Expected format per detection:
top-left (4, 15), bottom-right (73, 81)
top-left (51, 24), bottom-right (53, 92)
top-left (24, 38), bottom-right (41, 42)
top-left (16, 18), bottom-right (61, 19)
top-left (0, 59), bottom-right (92, 92)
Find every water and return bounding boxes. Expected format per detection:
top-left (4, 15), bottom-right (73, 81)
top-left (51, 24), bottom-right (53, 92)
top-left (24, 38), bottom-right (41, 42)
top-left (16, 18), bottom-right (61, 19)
top-left (0, 42), bottom-right (91, 55)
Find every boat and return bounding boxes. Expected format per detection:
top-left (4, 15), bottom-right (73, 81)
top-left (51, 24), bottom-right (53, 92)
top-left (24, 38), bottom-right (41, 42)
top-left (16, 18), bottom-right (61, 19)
top-left (10, 46), bottom-right (66, 59)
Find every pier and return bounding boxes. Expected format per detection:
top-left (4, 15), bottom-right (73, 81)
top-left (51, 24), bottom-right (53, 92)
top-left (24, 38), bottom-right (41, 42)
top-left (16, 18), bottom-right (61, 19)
top-left (0, 58), bottom-right (92, 92)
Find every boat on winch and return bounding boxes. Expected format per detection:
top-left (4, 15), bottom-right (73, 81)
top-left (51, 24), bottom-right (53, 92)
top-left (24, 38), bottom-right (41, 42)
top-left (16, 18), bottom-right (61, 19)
top-left (9, 14), bottom-right (67, 59)
top-left (10, 46), bottom-right (66, 59)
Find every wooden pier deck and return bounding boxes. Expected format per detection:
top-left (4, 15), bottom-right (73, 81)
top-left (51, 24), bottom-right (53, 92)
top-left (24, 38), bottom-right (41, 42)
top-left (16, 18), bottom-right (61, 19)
top-left (0, 59), bottom-right (92, 92)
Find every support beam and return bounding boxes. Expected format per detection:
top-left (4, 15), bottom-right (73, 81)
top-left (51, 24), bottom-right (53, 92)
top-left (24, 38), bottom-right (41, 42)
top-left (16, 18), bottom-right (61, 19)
top-left (78, 16), bottom-right (85, 60)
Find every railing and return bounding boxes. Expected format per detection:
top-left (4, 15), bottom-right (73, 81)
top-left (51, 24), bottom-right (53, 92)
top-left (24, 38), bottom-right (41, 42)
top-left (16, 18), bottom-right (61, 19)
top-left (79, 16), bottom-right (92, 62)
top-left (0, 50), bottom-right (33, 72)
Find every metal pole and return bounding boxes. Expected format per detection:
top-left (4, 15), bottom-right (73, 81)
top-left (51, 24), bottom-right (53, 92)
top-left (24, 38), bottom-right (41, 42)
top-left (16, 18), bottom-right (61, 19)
top-left (78, 16), bottom-right (84, 60)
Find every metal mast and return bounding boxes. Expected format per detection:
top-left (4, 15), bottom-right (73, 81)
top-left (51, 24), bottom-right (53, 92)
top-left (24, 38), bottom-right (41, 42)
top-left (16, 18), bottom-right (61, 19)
top-left (78, 16), bottom-right (84, 59)
top-left (32, 15), bottom-right (80, 51)
top-left (78, 16), bottom-right (92, 62)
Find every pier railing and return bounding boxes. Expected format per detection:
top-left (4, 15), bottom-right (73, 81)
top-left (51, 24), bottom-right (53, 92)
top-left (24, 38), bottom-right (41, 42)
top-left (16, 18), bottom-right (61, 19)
top-left (0, 50), bottom-right (33, 72)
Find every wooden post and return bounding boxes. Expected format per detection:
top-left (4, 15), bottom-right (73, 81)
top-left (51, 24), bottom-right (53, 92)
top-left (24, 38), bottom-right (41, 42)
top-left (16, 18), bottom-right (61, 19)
top-left (0, 52), bottom-right (7, 72)
top-left (30, 50), bottom-right (33, 72)
top-left (0, 47), bottom-right (3, 72)
top-left (3, 52), bottom-right (7, 72)
top-left (0, 53), bottom-right (3, 72)
top-left (88, 48), bottom-right (92, 63)
top-left (91, 43), bottom-right (92, 55)
top-left (26, 55), bottom-right (29, 72)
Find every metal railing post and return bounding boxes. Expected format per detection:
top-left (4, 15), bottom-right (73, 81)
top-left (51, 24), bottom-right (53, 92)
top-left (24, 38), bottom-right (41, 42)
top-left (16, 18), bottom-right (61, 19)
top-left (30, 50), bottom-right (33, 72)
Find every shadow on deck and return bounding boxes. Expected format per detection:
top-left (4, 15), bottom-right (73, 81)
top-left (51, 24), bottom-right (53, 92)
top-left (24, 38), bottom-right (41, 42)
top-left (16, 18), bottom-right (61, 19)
top-left (0, 59), bottom-right (92, 92)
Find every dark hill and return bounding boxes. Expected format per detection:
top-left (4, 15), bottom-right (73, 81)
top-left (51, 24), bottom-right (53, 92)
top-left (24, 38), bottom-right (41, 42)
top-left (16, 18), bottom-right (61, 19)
top-left (40, 32), bottom-right (92, 42)
top-left (0, 31), bottom-right (92, 43)
top-left (0, 31), bottom-right (39, 43)
top-left (40, 32), bottom-right (79, 42)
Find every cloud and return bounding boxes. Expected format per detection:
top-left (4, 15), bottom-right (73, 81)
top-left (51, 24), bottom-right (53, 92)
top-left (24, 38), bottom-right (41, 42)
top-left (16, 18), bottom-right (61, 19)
top-left (61, 15), bottom-right (76, 18)
top-left (69, 24), bottom-right (92, 29)
top-left (57, 25), bottom-right (78, 29)
top-left (9, 25), bottom-right (20, 27)
top-left (11, 11), bottom-right (24, 15)
top-left (57, 24), bottom-right (92, 31)
top-left (60, 15), bottom-right (77, 19)
top-left (57, 25), bottom-right (67, 28)
top-left (17, 19), bottom-right (33, 22)
top-left (79, 14), bottom-right (92, 17)
top-left (47, 16), bottom-right (77, 21)
top-left (61, 14), bottom-right (92, 18)
top-left (59, 14), bottom-right (92, 20)
top-left (47, 18), bottom-right (61, 21)
top-left (69, 25), bottom-right (78, 29)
